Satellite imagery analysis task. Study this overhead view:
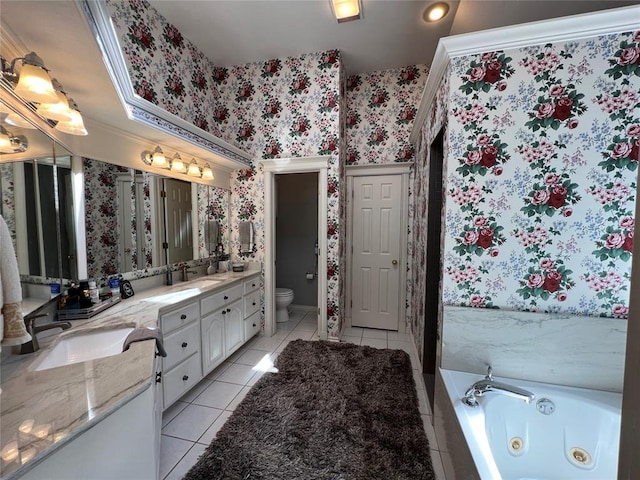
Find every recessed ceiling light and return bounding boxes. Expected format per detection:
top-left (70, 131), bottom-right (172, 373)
top-left (424, 2), bottom-right (449, 22)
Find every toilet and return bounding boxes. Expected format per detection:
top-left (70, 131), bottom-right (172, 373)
top-left (275, 288), bottom-right (294, 323)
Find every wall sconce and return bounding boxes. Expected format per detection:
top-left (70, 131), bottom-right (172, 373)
top-left (141, 146), bottom-right (167, 167)
top-left (1, 52), bottom-right (58, 104)
top-left (140, 147), bottom-right (214, 181)
top-left (4, 112), bottom-right (36, 129)
top-left (1, 53), bottom-right (87, 135)
top-left (202, 163), bottom-right (214, 180)
top-left (170, 152), bottom-right (186, 173)
top-left (187, 158), bottom-right (201, 177)
top-left (54, 98), bottom-right (87, 136)
top-left (330, 0), bottom-right (362, 22)
top-left (35, 79), bottom-right (72, 122)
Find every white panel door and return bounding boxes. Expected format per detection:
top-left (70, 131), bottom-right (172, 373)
top-left (351, 175), bottom-right (402, 330)
top-left (164, 178), bottom-right (193, 263)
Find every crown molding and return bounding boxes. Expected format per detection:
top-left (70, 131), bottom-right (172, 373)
top-left (78, 0), bottom-right (252, 169)
top-left (410, 5), bottom-right (640, 144)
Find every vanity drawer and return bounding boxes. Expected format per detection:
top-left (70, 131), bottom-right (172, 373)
top-left (244, 311), bottom-right (260, 341)
top-left (160, 302), bottom-right (199, 334)
top-left (244, 290), bottom-right (260, 318)
top-left (243, 276), bottom-right (260, 295)
top-left (201, 284), bottom-right (242, 316)
top-left (163, 321), bottom-right (200, 371)
top-left (162, 353), bottom-right (202, 409)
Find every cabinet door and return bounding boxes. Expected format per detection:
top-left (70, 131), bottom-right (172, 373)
top-left (223, 300), bottom-right (244, 356)
top-left (201, 312), bottom-right (225, 376)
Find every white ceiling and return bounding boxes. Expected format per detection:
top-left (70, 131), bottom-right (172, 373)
top-left (148, 0), bottom-right (638, 75)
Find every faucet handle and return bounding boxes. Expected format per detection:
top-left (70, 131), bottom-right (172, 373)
top-left (485, 365), bottom-right (493, 380)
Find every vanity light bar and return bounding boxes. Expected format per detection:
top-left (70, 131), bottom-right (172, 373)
top-left (140, 146), bottom-right (214, 180)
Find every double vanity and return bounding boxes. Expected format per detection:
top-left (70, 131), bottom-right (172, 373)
top-left (0, 269), bottom-right (261, 479)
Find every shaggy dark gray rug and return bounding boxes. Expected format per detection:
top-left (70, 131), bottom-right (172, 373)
top-left (184, 339), bottom-right (434, 480)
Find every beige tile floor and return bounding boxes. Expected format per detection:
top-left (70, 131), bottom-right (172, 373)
top-left (160, 308), bottom-right (446, 479)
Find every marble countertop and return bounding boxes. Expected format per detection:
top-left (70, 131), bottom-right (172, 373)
top-left (0, 270), bottom-right (260, 479)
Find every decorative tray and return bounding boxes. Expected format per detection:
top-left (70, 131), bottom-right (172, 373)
top-left (57, 297), bottom-right (121, 320)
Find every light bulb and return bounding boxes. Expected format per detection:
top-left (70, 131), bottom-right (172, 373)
top-left (187, 158), bottom-right (201, 177)
top-left (171, 153), bottom-right (185, 173)
top-left (202, 163), bottom-right (214, 180)
top-left (151, 146), bottom-right (167, 168)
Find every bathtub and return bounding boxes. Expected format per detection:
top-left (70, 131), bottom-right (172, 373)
top-left (439, 368), bottom-right (622, 480)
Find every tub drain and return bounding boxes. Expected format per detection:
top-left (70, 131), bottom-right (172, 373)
top-left (569, 447), bottom-right (592, 466)
top-left (508, 437), bottom-right (524, 455)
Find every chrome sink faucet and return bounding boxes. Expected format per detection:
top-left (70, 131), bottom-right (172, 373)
top-left (20, 313), bottom-right (72, 354)
top-left (181, 265), bottom-right (197, 282)
top-left (462, 366), bottom-right (535, 407)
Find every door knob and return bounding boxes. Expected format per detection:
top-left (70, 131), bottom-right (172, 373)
top-left (392, 259), bottom-right (398, 265)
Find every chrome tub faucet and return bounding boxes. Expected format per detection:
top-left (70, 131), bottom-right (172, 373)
top-left (462, 366), bottom-right (535, 407)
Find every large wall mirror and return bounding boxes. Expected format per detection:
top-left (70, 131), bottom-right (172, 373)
top-left (84, 159), bottom-right (231, 280)
top-left (1, 99), bottom-right (232, 303)
top-left (0, 110), bottom-right (76, 299)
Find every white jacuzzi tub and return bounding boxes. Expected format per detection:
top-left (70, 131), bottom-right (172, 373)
top-left (440, 368), bottom-right (622, 480)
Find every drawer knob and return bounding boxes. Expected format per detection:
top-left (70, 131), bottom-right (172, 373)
top-left (181, 342), bottom-right (188, 348)
top-left (252, 283), bottom-right (256, 287)
top-left (252, 302), bottom-right (256, 306)
top-left (227, 308), bottom-right (231, 313)
top-left (252, 323), bottom-right (256, 327)
top-left (182, 375), bottom-right (189, 382)
top-left (180, 314), bottom-right (187, 320)
top-left (222, 310), bottom-right (226, 315)
top-left (155, 372), bottom-right (162, 384)
top-left (224, 295), bottom-right (229, 300)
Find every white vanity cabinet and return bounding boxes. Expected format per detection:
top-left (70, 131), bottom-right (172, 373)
top-left (159, 301), bottom-right (202, 409)
top-left (160, 273), bottom-right (261, 410)
top-left (244, 278), bottom-right (261, 340)
top-left (200, 283), bottom-right (243, 376)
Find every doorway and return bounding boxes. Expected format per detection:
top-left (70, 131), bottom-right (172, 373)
top-left (423, 128), bottom-right (445, 406)
top-left (261, 157), bottom-right (329, 340)
top-left (275, 173), bottom-right (319, 311)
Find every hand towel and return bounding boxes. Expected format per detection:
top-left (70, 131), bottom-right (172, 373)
top-left (0, 214), bottom-right (32, 346)
top-left (239, 221), bottom-right (254, 253)
top-left (122, 327), bottom-right (167, 357)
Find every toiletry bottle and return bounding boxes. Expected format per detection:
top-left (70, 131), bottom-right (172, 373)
top-left (109, 276), bottom-right (121, 300)
top-left (89, 280), bottom-right (100, 304)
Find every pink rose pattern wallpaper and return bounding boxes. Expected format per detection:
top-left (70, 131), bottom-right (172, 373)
top-left (444, 32), bottom-right (640, 318)
top-left (197, 183), bottom-right (229, 259)
top-left (0, 164), bottom-right (16, 247)
top-left (106, 0), bottom-right (344, 337)
top-left (345, 65), bottom-right (428, 166)
top-left (84, 159), bottom-right (132, 278)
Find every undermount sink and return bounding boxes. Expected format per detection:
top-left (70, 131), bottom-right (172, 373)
top-left (30, 326), bottom-right (135, 371)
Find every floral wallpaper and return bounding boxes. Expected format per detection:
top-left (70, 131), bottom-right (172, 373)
top-left (106, 0), bottom-right (344, 338)
top-left (442, 32), bottom-right (640, 318)
top-left (197, 183), bottom-right (230, 259)
top-left (0, 163), bottom-right (16, 247)
top-left (218, 53), bottom-right (343, 338)
top-left (345, 65), bottom-right (428, 166)
top-left (345, 65), bottom-right (429, 331)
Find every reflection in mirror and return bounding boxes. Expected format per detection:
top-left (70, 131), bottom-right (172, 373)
top-left (0, 155), bottom-right (76, 285)
top-left (84, 159), bottom-right (231, 279)
top-left (84, 158), bottom-right (154, 278)
top-left (198, 184), bottom-right (229, 259)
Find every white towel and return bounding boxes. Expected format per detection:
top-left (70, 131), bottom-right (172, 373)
top-left (0, 214), bottom-right (31, 346)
